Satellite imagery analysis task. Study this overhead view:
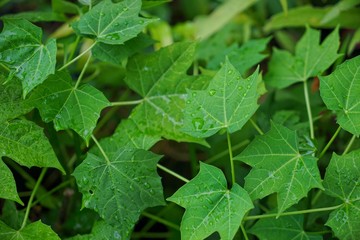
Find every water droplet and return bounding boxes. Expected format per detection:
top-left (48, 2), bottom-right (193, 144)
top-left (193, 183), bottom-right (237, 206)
top-left (100, 12), bottom-right (105, 16)
top-left (236, 76), bottom-right (241, 80)
top-left (247, 85), bottom-right (251, 89)
top-left (209, 89), bottom-right (216, 96)
top-left (243, 93), bottom-right (247, 97)
top-left (186, 100), bottom-right (191, 104)
top-left (192, 92), bottom-right (197, 97)
top-left (55, 114), bottom-right (61, 119)
top-left (83, 129), bottom-right (89, 136)
top-left (139, 20), bottom-right (144, 24)
top-left (227, 70), bottom-right (233, 74)
top-left (238, 86), bottom-right (243, 91)
top-left (192, 118), bottom-right (204, 130)
top-left (122, 7), bottom-right (129, 11)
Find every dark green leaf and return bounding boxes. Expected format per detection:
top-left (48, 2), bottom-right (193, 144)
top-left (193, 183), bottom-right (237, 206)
top-left (234, 122), bottom-right (323, 214)
top-left (72, 0), bottom-right (157, 45)
top-left (2, 11), bottom-right (66, 22)
top-left (167, 162), bottom-right (253, 240)
top-left (319, 56), bottom-right (360, 136)
top-left (0, 18), bottom-right (57, 96)
top-left (323, 150), bottom-right (360, 240)
top-left (0, 161), bottom-right (22, 204)
top-left (28, 71), bottom-right (109, 143)
top-left (0, 201), bottom-right (26, 230)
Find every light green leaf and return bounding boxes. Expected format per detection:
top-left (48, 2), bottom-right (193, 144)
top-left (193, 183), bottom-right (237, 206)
top-left (0, 75), bottom-right (33, 123)
top-left (0, 161), bottom-right (23, 204)
top-left (0, 18), bottom-right (57, 96)
top-left (234, 122), bottom-right (323, 214)
top-left (167, 162), bottom-right (253, 240)
top-left (125, 42), bottom-right (209, 144)
top-left (73, 142), bottom-right (165, 239)
top-left (249, 214), bottom-right (322, 240)
top-left (28, 71), bottom-right (109, 143)
top-left (323, 150), bottom-right (360, 240)
top-left (266, 26), bottom-right (340, 89)
top-left (321, 0), bottom-right (360, 24)
top-left (2, 11), bottom-right (66, 22)
top-left (141, 0), bottom-right (171, 9)
top-left (319, 56), bottom-right (360, 136)
top-left (182, 59), bottom-right (264, 138)
top-left (72, 0), bottom-right (156, 45)
top-left (0, 220), bottom-right (60, 240)
top-left (92, 33), bottom-right (154, 65)
top-left (110, 119), bottom-right (161, 150)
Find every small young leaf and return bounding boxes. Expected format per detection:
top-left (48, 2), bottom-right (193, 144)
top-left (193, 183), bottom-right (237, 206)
top-left (0, 220), bottom-right (60, 240)
top-left (167, 162), bottom-right (253, 240)
top-left (125, 42), bottom-right (209, 144)
top-left (182, 59), bottom-right (264, 138)
top-left (319, 55), bottom-right (360, 136)
top-left (0, 75), bottom-right (33, 123)
top-left (249, 214), bottom-right (322, 240)
top-left (0, 119), bottom-right (64, 173)
top-left (234, 122), bottom-right (323, 214)
top-left (266, 26), bottom-right (340, 89)
top-left (28, 71), bottom-right (109, 143)
top-left (323, 150), bottom-right (360, 239)
top-left (72, 0), bottom-right (156, 45)
top-left (73, 142), bottom-right (165, 239)
top-left (0, 18), bottom-right (57, 96)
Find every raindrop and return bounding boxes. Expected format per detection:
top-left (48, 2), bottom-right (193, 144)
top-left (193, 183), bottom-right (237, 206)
top-left (247, 85), bottom-right (251, 89)
top-left (192, 92), bottom-right (197, 97)
top-left (227, 70), bottom-right (233, 74)
top-left (243, 93), bottom-right (247, 97)
top-left (209, 89), bottom-right (216, 96)
top-left (192, 118), bottom-right (204, 130)
top-left (114, 231), bottom-right (121, 239)
top-left (122, 7), bottom-right (129, 11)
top-left (238, 86), bottom-right (243, 91)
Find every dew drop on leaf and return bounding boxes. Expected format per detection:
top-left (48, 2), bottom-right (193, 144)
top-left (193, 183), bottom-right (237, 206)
top-left (192, 118), bottom-right (204, 130)
top-left (209, 89), bottom-right (216, 96)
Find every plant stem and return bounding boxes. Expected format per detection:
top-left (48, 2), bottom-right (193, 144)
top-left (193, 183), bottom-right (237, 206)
top-left (250, 118), bottom-right (264, 135)
top-left (205, 139), bottom-right (250, 164)
top-left (132, 232), bottom-right (171, 239)
top-left (20, 168), bottom-right (48, 230)
top-left (142, 211), bottom-right (180, 231)
top-left (91, 135), bottom-right (111, 165)
top-left (58, 42), bottom-right (96, 71)
top-left (318, 125), bottom-right (341, 159)
top-left (244, 204), bottom-right (342, 221)
top-left (343, 135), bottom-right (357, 155)
top-left (110, 99), bottom-right (144, 106)
top-left (227, 131), bottom-right (236, 185)
top-left (240, 224), bottom-right (249, 240)
top-left (303, 80), bottom-right (314, 139)
top-left (157, 164), bottom-right (189, 183)
top-left (74, 53), bottom-right (92, 89)
top-left (31, 179), bottom-right (72, 207)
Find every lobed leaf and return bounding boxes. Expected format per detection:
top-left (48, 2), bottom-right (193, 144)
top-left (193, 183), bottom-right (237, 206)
top-left (323, 150), bottom-right (360, 240)
top-left (167, 162), bottom-right (253, 240)
top-left (234, 122), bottom-right (323, 214)
top-left (72, 0), bottom-right (156, 45)
top-left (28, 71), bottom-right (110, 143)
top-left (0, 220), bottom-right (60, 240)
top-left (73, 141), bottom-right (165, 239)
top-left (125, 42), bottom-right (209, 144)
top-left (319, 55), bottom-right (360, 136)
top-left (0, 18), bottom-right (57, 96)
top-left (266, 26), bottom-right (340, 89)
top-left (182, 59), bottom-right (264, 138)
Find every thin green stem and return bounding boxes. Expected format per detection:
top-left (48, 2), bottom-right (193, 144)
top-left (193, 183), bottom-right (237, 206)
top-left (244, 204), bottom-right (342, 221)
top-left (250, 118), bottom-right (264, 135)
top-left (59, 42), bottom-right (96, 71)
top-left (110, 99), bottom-right (143, 106)
top-left (319, 125), bottom-right (342, 159)
top-left (227, 131), bottom-right (236, 185)
top-left (31, 180), bottom-right (72, 207)
top-left (311, 189), bottom-right (323, 206)
top-left (157, 164), bottom-right (189, 183)
top-left (142, 211), bottom-right (180, 231)
top-left (343, 135), bottom-right (357, 155)
top-left (74, 53), bottom-right (92, 89)
top-left (91, 135), bottom-right (111, 165)
top-left (67, 35), bottom-right (81, 64)
top-left (303, 80), bottom-right (314, 139)
top-left (240, 224), bottom-right (249, 240)
top-left (205, 139), bottom-right (250, 164)
top-left (21, 168), bottom-right (48, 230)
top-left (132, 232), bottom-right (171, 239)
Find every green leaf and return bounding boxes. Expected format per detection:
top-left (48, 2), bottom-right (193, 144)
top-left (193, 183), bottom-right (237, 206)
top-left (266, 26), bottom-right (340, 89)
top-left (182, 59), bottom-right (264, 138)
top-left (319, 56), bottom-right (360, 136)
top-left (321, 0), bottom-right (360, 24)
top-left (0, 119), bottom-right (64, 172)
top-left (234, 122), bottom-right (323, 214)
top-left (0, 75), bottom-right (33, 123)
top-left (92, 33), bottom-right (154, 65)
top-left (142, 0), bottom-right (171, 9)
top-left (0, 220), bottom-right (60, 240)
top-left (167, 162), bottom-right (253, 240)
top-left (125, 42), bottom-right (209, 144)
top-left (2, 11), bottom-right (66, 22)
top-left (72, 0), bottom-right (157, 45)
top-left (28, 71), bottom-right (109, 143)
top-left (66, 221), bottom-right (121, 240)
top-left (110, 119), bottom-right (161, 150)
top-left (0, 201), bottom-right (26, 230)
top-left (0, 161), bottom-right (23, 204)
top-left (249, 214), bottom-right (322, 240)
top-left (323, 150), bottom-right (360, 240)
top-left (0, 18), bottom-right (57, 96)
top-left (73, 142), bottom-right (165, 239)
